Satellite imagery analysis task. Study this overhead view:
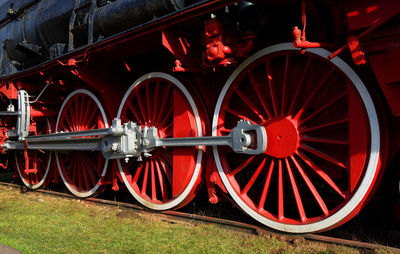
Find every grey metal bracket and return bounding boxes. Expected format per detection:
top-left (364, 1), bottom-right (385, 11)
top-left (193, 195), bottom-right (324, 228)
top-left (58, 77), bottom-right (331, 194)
top-left (0, 90), bottom-right (30, 140)
top-left (17, 90), bottom-right (30, 140)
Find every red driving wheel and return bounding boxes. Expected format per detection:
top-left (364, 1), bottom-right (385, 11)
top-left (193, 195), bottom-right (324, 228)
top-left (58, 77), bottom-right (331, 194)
top-left (55, 89), bottom-right (109, 197)
top-left (212, 43), bottom-right (385, 233)
top-left (117, 72), bottom-right (204, 210)
top-left (15, 120), bottom-right (52, 189)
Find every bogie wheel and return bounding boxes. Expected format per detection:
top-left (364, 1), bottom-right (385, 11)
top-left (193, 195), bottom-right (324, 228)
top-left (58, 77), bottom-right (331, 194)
top-left (117, 72), bottom-right (203, 210)
top-left (55, 89), bottom-right (109, 198)
top-left (212, 43), bottom-right (385, 233)
top-left (15, 120), bottom-right (52, 189)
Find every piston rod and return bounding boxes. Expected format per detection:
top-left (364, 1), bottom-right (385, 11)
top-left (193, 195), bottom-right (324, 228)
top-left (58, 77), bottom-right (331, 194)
top-left (3, 119), bottom-right (267, 158)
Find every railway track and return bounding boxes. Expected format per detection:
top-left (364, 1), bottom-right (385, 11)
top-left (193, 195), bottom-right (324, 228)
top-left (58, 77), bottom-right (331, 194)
top-left (1, 180), bottom-right (398, 253)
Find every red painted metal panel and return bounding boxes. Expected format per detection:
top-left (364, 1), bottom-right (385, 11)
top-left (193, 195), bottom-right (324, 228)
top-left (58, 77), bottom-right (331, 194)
top-left (172, 89), bottom-right (197, 196)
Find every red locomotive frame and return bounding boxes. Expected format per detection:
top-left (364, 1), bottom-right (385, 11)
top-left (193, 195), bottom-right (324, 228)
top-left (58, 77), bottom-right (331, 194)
top-left (0, 0), bottom-right (399, 233)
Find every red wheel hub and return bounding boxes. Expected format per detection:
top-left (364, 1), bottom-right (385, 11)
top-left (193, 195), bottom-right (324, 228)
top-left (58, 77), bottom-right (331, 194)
top-left (265, 117), bottom-right (299, 158)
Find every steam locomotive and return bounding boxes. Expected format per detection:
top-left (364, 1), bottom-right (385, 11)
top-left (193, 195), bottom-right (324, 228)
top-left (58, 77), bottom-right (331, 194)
top-left (0, 0), bottom-right (399, 233)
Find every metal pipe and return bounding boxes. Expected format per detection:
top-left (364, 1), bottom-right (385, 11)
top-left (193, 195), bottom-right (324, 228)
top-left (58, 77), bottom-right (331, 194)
top-left (155, 135), bottom-right (239, 148)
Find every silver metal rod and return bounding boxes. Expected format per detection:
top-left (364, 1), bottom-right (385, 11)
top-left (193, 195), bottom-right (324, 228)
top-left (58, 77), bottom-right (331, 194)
top-left (0, 111), bottom-right (19, 116)
top-left (155, 136), bottom-right (232, 148)
top-left (6, 137), bottom-right (102, 151)
top-left (25, 128), bottom-right (112, 141)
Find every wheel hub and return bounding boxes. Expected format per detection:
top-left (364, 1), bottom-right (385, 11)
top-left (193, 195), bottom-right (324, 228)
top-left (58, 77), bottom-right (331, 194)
top-left (264, 117), bottom-right (299, 158)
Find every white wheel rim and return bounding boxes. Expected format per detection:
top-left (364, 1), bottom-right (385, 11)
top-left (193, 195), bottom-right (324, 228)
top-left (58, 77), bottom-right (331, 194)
top-left (55, 89), bottom-right (109, 198)
top-left (117, 72), bottom-right (203, 210)
top-left (212, 43), bottom-right (380, 233)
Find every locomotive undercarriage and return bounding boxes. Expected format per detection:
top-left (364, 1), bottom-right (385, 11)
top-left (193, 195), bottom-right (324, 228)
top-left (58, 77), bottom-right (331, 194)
top-left (0, 0), bottom-right (399, 234)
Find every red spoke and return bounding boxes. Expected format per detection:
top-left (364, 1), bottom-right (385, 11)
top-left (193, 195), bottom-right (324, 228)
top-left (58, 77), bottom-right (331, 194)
top-left (123, 156), bottom-right (137, 172)
top-left (299, 118), bottom-right (348, 133)
top-left (80, 159), bottom-right (91, 191)
top-left (79, 95), bottom-right (87, 128)
top-left (74, 97), bottom-right (80, 130)
top-left (84, 159), bottom-right (97, 187)
top-left (157, 157), bottom-right (172, 186)
top-left (89, 118), bottom-right (105, 130)
top-left (146, 83), bottom-right (153, 124)
top-left (71, 156), bottom-right (78, 187)
top-left (141, 161), bottom-right (149, 195)
top-left (285, 158), bottom-right (306, 222)
top-left (155, 159), bottom-right (168, 200)
top-left (161, 122), bottom-right (173, 137)
top-left (152, 80), bottom-right (161, 124)
top-left (296, 151), bottom-right (346, 198)
top-left (223, 106), bottom-right (259, 125)
top-left (158, 106), bottom-right (173, 129)
top-left (265, 60), bottom-right (278, 116)
top-left (164, 129), bottom-right (173, 138)
top-left (77, 156), bottom-right (84, 190)
top-left (155, 85), bottom-right (172, 125)
top-left (288, 56), bottom-right (311, 115)
top-left (294, 68), bottom-right (334, 120)
top-left (281, 54), bottom-right (289, 115)
top-left (278, 159), bottom-right (284, 221)
top-left (67, 101), bottom-right (76, 131)
top-left (219, 127), bottom-right (232, 135)
top-left (299, 144), bottom-right (348, 169)
top-left (301, 136), bottom-right (348, 145)
top-left (84, 107), bottom-right (100, 130)
top-left (242, 157), bottom-right (266, 195)
top-left (64, 112), bottom-right (75, 132)
top-left (135, 88), bottom-right (149, 124)
top-left (229, 156), bottom-right (255, 176)
top-left (82, 99), bottom-right (95, 128)
top-left (97, 154), bottom-right (104, 175)
top-left (235, 89), bottom-right (267, 123)
top-left (151, 160), bottom-right (157, 201)
top-left (59, 154), bottom-right (69, 174)
top-left (132, 163), bottom-right (143, 184)
top-left (127, 101), bottom-right (144, 124)
top-left (159, 151), bottom-right (173, 166)
top-left (290, 156), bottom-right (329, 216)
top-left (120, 115), bottom-right (129, 123)
top-left (86, 156), bottom-right (101, 176)
top-left (248, 71), bottom-right (273, 119)
top-left (299, 93), bottom-right (347, 126)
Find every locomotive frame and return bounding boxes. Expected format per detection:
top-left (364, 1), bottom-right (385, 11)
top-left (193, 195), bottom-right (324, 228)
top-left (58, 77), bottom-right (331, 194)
top-left (0, 0), bottom-right (399, 233)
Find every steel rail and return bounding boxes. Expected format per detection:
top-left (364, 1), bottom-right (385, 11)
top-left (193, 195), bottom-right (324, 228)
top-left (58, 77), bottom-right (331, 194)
top-left (0, 181), bottom-right (398, 252)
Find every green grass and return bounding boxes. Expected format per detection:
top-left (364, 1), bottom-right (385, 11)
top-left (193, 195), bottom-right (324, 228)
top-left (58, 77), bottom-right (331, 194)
top-left (0, 185), bottom-right (363, 254)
